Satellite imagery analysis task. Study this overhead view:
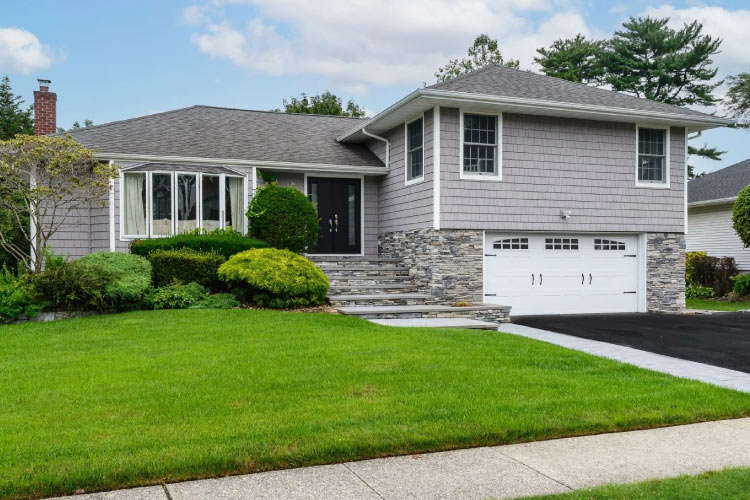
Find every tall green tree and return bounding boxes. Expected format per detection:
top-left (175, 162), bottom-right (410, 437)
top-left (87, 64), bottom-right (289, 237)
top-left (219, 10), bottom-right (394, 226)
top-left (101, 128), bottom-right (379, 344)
top-left (436, 34), bottom-right (519, 82)
top-left (0, 76), bottom-right (34, 140)
top-left (535, 17), bottom-right (725, 175)
top-left (535, 35), bottom-right (606, 86)
top-left (281, 91), bottom-right (366, 117)
top-left (725, 72), bottom-right (750, 129)
top-left (57, 119), bottom-right (94, 133)
top-left (604, 17), bottom-right (722, 107)
top-left (0, 76), bottom-right (33, 270)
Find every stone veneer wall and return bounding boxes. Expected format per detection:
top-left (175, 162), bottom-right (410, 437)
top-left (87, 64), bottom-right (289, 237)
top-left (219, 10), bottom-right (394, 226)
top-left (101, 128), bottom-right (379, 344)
top-left (378, 229), bottom-right (483, 305)
top-left (646, 232), bottom-right (686, 313)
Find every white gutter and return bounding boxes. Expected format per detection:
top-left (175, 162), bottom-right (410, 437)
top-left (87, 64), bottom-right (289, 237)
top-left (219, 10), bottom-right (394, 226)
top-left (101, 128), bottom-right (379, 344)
top-left (361, 127), bottom-right (389, 168)
top-left (338, 88), bottom-right (733, 141)
top-left (94, 153), bottom-right (388, 175)
top-left (688, 196), bottom-right (738, 208)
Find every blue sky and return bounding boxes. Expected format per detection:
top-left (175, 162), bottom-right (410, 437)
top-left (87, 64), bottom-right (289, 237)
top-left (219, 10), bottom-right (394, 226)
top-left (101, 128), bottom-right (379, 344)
top-left (2, 0), bottom-right (748, 174)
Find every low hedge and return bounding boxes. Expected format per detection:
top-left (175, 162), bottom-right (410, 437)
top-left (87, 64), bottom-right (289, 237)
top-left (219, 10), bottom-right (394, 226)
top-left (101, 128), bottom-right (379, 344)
top-left (33, 258), bottom-right (117, 312)
top-left (76, 252), bottom-right (153, 310)
top-left (733, 274), bottom-right (750, 296)
top-left (218, 248), bottom-right (329, 308)
top-left (149, 248), bottom-right (226, 289)
top-left (130, 230), bottom-right (268, 259)
top-left (0, 267), bottom-right (41, 322)
top-left (689, 255), bottom-right (738, 296)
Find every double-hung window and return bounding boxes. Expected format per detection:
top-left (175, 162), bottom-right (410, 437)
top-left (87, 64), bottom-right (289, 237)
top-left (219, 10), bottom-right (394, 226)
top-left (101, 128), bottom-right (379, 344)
top-left (637, 126), bottom-right (669, 186)
top-left (463, 113), bottom-right (499, 178)
top-left (406, 116), bottom-right (424, 183)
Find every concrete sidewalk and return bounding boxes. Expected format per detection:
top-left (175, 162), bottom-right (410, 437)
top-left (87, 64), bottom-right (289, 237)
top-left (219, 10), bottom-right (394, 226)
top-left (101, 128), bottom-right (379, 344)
top-left (55, 418), bottom-right (750, 500)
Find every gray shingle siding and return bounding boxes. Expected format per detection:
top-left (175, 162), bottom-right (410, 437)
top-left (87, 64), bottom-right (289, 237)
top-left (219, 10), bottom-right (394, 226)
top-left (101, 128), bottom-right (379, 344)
top-left (439, 109), bottom-right (686, 233)
top-left (373, 108), bottom-right (434, 233)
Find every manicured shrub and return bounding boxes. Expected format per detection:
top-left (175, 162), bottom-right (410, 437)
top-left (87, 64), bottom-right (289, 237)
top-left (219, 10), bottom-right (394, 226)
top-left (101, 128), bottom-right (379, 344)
top-left (192, 293), bottom-right (241, 309)
top-left (77, 252), bottom-right (152, 310)
top-left (0, 267), bottom-right (41, 322)
top-left (130, 229), bottom-right (268, 259)
top-left (149, 248), bottom-right (226, 289)
top-left (147, 281), bottom-right (209, 310)
top-left (689, 255), bottom-right (738, 296)
top-left (685, 251), bottom-right (707, 284)
top-left (733, 273), bottom-right (750, 296)
top-left (685, 284), bottom-right (715, 300)
top-left (732, 185), bottom-right (750, 248)
top-left (246, 183), bottom-right (319, 253)
top-left (218, 248), bottom-right (329, 308)
top-left (33, 258), bottom-right (115, 312)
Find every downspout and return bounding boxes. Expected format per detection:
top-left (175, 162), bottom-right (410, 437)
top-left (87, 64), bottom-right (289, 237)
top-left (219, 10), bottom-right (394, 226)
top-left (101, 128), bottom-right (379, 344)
top-left (361, 127), bottom-right (389, 169)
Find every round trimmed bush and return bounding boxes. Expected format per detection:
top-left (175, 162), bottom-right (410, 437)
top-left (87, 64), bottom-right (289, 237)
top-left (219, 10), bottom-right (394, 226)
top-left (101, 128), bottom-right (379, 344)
top-left (218, 248), bottom-right (329, 308)
top-left (733, 185), bottom-right (750, 248)
top-left (246, 183), bottom-right (319, 253)
top-left (733, 273), bottom-right (750, 296)
top-left (77, 252), bottom-right (152, 310)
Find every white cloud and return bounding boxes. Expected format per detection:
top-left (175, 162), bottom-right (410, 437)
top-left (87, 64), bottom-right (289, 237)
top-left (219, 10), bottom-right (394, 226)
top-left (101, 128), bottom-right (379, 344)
top-left (184, 0), bottom-right (595, 90)
top-left (0, 27), bottom-right (54, 75)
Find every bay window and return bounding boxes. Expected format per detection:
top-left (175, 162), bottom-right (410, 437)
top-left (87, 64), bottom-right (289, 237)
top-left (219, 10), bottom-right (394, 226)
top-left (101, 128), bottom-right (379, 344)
top-left (121, 170), bottom-right (247, 239)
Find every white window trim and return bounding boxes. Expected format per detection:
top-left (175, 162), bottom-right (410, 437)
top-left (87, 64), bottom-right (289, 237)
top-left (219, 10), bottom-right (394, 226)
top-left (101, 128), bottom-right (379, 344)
top-left (635, 123), bottom-right (670, 189)
top-left (404, 114), bottom-right (425, 186)
top-left (459, 109), bottom-right (502, 181)
top-left (149, 171), bottom-right (175, 238)
top-left (119, 170), bottom-right (248, 241)
top-left (224, 173), bottom-right (248, 234)
top-left (120, 170), bottom-right (148, 240)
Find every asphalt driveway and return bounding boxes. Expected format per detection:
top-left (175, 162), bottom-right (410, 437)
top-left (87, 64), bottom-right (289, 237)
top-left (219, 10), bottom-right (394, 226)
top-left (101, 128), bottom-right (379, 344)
top-left (514, 313), bottom-right (750, 373)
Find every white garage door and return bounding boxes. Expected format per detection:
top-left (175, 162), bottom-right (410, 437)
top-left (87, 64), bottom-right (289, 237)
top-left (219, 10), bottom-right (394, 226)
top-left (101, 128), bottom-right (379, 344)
top-left (484, 234), bottom-right (640, 316)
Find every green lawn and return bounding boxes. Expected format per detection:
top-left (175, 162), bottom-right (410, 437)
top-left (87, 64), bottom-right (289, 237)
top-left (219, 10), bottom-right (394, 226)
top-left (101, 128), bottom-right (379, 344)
top-left (686, 298), bottom-right (750, 311)
top-left (2, 310), bottom-right (749, 500)
top-left (524, 468), bottom-right (750, 499)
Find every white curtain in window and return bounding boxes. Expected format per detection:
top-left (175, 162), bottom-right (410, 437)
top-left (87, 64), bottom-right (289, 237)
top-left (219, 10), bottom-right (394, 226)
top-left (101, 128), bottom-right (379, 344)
top-left (227, 177), bottom-right (245, 233)
top-left (124, 173), bottom-right (146, 235)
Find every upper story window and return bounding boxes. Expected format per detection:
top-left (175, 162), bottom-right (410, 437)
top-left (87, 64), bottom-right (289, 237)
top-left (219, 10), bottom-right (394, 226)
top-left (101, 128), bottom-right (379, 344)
top-left (462, 113), bottom-right (499, 179)
top-left (637, 126), bottom-right (669, 187)
top-left (406, 116), bottom-right (424, 184)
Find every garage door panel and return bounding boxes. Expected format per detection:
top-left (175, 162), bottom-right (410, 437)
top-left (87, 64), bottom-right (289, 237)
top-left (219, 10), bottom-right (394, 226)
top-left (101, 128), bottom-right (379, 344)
top-left (484, 233), bottom-right (641, 316)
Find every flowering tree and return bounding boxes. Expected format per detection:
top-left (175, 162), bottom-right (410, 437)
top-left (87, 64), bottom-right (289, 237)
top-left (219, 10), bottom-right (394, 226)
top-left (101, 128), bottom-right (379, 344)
top-left (0, 135), bottom-right (118, 272)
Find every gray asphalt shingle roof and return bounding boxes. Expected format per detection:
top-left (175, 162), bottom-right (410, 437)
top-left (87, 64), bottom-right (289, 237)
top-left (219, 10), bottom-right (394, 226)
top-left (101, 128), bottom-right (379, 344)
top-left (689, 158), bottom-right (750, 203)
top-left (63, 106), bottom-right (383, 167)
top-left (427, 64), bottom-right (717, 119)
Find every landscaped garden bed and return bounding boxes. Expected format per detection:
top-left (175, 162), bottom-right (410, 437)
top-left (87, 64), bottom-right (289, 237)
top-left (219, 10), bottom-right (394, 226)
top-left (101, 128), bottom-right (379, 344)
top-left (1, 309), bottom-right (749, 499)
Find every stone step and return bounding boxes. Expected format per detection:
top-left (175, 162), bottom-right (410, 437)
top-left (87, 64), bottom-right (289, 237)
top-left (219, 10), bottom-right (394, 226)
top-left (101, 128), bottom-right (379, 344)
top-left (328, 275), bottom-right (412, 286)
top-left (309, 256), bottom-right (402, 263)
top-left (336, 303), bottom-right (511, 323)
top-left (317, 265), bottom-right (408, 273)
top-left (328, 293), bottom-right (431, 307)
top-left (370, 318), bottom-right (499, 330)
top-left (329, 284), bottom-right (418, 294)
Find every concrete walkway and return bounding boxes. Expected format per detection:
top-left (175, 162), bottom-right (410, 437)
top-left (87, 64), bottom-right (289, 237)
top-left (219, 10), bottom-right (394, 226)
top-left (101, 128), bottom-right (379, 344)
top-left (501, 323), bottom-right (750, 393)
top-left (54, 418), bottom-right (750, 500)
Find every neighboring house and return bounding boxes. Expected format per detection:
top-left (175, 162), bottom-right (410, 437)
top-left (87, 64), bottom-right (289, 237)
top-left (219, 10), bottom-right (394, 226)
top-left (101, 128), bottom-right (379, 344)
top-left (687, 159), bottom-right (750, 272)
top-left (36, 64), bottom-right (730, 316)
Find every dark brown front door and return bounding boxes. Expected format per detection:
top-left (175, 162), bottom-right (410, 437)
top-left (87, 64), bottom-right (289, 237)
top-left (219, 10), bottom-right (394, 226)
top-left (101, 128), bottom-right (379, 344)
top-left (307, 177), bottom-right (361, 254)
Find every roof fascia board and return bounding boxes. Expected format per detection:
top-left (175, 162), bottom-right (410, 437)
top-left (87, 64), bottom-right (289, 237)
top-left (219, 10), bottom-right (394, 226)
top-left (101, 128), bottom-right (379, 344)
top-left (688, 196), bottom-right (738, 207)
top-left (97, 153), bottom-right (388, 175)
top-left (339, 88), bottom-right (732, 141)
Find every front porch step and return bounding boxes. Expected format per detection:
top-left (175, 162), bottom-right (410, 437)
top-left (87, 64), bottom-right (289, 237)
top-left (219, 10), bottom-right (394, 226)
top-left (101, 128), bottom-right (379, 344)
top-left (328, 293), bottom-right (431, 307)
top-left (370, 318), bottom-right (499, 330)
top-left (336, 303), bottom-right (511, 323)
top-left (329, 284), bottom-right (418, 294)
top-left (309, 256), bottom-right (402, 263)
top-left (317, 265), bottom-right (408, 273)
top-left (328, 276), bottom-right (412, 286)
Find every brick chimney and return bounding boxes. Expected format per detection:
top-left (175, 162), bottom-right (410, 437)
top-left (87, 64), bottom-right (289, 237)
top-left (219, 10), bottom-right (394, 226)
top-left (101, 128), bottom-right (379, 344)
top-left (34, 79), bottom-right (56, 135)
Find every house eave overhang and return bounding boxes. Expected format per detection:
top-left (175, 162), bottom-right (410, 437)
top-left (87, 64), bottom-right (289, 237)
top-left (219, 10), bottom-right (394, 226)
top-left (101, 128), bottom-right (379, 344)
top-left (688, 196), bottom-right (738, 208)
top-left (338, 89), bottom-right (733, 142)
top-left (95, 152), bottom-right (388, 175)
